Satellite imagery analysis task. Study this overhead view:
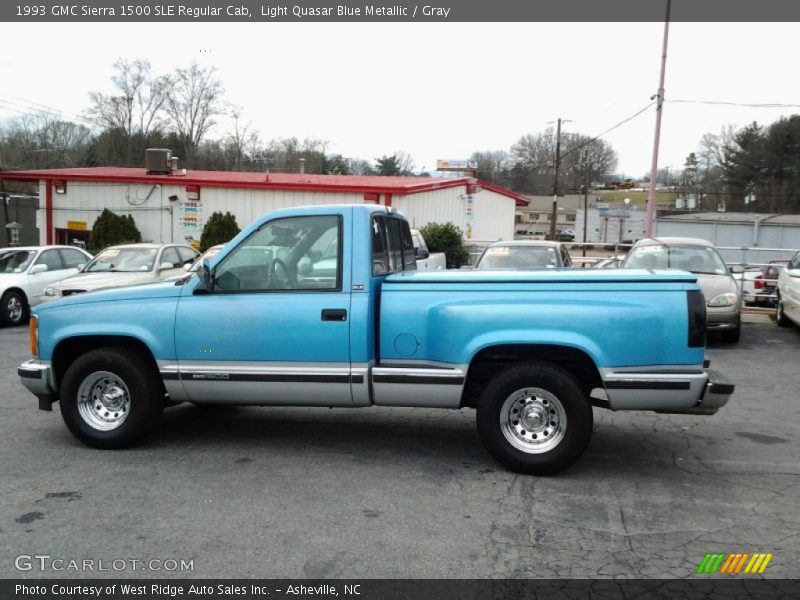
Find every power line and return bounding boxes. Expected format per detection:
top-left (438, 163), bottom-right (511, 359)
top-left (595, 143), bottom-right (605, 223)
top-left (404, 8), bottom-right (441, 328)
top-left (669, 99), bottom-right (800, 109)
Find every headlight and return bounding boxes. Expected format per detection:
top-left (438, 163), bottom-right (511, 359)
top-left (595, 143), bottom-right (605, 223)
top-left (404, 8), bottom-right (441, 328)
top-left (708, 292), bottom-right (738, 307)
top-left (43, 286), bottom-right (59, 297)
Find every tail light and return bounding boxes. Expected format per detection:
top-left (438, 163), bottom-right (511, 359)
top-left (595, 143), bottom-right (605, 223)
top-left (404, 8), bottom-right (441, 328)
top-left (29, 315), bottom-right (38, 358)
top-left (687, 290), bottom-right (706, 348)
top-left (754, 276), bottom-right (764, 289)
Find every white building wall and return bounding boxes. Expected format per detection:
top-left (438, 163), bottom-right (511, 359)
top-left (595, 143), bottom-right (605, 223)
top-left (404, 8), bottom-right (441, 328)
top-left (39, 179), bottom-right (517, 246)
top-left (39, 181), bottom-right (364, 246)
top-left (394, 185), bottom-right (515, 241)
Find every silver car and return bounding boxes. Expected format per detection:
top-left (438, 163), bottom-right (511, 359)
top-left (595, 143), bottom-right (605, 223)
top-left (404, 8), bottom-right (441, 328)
top-left (622, 237), bottom-right (741, 343)
top-left (475, 240), bottom-right (573, 269)
top-left (42, 243), bottom-right (199, 301)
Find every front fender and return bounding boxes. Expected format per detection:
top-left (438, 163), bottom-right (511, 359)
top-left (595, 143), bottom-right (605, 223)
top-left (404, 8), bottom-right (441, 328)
top-left (38, 297), bottom-right (178, 362)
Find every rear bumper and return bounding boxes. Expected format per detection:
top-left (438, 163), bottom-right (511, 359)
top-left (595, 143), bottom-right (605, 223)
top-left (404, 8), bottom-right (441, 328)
top-left (601, 364), bottom-right (734, 415)
top-left (18, 359), bottom-right (57, 411)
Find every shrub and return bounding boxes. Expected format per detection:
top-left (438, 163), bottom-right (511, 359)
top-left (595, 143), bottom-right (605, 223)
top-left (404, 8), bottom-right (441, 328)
top-left (419, 222), bottom-right (469, 268)
top-left (200, 211), bottom-right (241, 252)
top-left (88, 209), bottom-right (142, 253)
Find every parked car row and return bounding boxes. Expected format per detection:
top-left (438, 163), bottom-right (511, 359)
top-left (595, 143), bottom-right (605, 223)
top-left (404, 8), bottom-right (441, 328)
top-left (0, 243), bottom-right (199, 327)
top-left (776, 250), bottom-right (800, 329)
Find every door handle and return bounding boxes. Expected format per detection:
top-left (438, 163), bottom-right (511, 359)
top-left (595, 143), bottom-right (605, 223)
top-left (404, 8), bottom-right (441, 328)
top-left (321, 309), bottom-right (347, 321)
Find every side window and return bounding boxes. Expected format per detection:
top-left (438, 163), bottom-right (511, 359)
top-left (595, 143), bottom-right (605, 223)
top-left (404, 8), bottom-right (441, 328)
top-left (397, 219), bottom-right (416, 270)
top-left (372, 217), bottom-right (416, 275)
top-left (160, 247), bottom-right (181, 269)
top-left (177, 246), bottom-right (199, 265)
top-left (385, 218), bottom-right (404, 272)
top-left (60, 249), bottom-right (88, 269)
top-left (34, 249), bottom-right (64, 271)
top-left (214, 215), bottom-right (340, 292)
top-left (372, 216), bottom-right (390, 276)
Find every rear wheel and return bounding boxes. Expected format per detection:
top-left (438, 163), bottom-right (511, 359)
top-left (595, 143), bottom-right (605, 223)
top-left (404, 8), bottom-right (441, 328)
top-left (60, 348), bottom-right (163, 449)
top-left (0, 290), bottom-right (28, 326)
top-left (776, 294), bottom-right (791, 327)
top-left (476, 362), bottom-right (593, 475)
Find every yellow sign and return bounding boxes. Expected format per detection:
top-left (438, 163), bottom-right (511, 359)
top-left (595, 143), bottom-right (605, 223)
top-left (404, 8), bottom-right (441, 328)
top-left (67, 220), bottom-right (88, 231)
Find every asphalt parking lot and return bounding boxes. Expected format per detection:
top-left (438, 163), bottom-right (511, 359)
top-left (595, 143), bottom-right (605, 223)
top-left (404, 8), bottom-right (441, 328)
top-left (1, 318), bottom-right (798, 579)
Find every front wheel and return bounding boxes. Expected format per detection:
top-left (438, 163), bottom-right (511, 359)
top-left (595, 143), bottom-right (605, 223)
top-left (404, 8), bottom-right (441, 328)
top-left (476, 362), bottom-right (593, 475)
top-left (60, 348), bottom-right (163, 449)
top-left (1, 290), bottom-right (28, 326)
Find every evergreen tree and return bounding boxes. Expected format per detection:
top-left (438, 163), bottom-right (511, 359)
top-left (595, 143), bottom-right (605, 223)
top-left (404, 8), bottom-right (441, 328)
top-left (88, 209), bottom-right (142, 253)
top-left (200, 211), bottom-right (240, 251)
top-left (418, 222), bottom-right (470, 268)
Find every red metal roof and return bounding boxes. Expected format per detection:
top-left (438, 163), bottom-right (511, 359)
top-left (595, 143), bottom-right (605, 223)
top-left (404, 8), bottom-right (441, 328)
top-left (0, 166), bottom-right (528, 206)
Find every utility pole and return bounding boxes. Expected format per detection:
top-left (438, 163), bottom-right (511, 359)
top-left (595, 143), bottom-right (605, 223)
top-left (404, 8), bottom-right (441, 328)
top-left (645, 0), bottom-right (672, 238)
top-left (549, 118), bottom-right (563, 241)
top-left (582, 151), bottom-right (590, 257)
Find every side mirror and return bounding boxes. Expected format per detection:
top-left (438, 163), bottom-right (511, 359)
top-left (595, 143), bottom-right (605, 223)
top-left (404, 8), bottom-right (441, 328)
top-left (183, 263), bottom-right (193, 271)
top-left (201, 259), bottom-right (215, 292)
top-left (76, 263), bottom-right (86, 270)
top-left (29, 264), bottom-right (48, 274)
top-left (415, 247), bottom-right (430, 260)
top-left (730, 265), bottom-right (745, 274)
top-left (158, 262), bottom-right (176, 271)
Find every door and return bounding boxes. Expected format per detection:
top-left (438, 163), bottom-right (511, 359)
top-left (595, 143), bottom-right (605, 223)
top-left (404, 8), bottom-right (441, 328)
top-left (28, 249), bottom-right (76, 304)
top-left (173, 213), bottom-right (352, 405)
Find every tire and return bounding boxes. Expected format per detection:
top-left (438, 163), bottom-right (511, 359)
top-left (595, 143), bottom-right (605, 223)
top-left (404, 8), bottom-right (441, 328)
top-left (721, 320), bottom-right (741, 343)
top-left (0, 290), bottom-right (28, 327)
top-left (59, 348), bottom-right (163, 449)
top-left (476, 362), bottom-right (593, 475)
top-left (776, 294), bottom-right (791, 328)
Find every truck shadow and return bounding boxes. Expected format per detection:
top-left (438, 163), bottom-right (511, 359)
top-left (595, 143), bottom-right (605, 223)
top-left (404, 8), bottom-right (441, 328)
top-left (149, 404), bottom-right (697, 477)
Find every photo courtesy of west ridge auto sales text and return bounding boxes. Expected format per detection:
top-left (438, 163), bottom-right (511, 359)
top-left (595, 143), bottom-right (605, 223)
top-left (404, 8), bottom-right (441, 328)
top-left (0, 1), bottom-right (798, 599)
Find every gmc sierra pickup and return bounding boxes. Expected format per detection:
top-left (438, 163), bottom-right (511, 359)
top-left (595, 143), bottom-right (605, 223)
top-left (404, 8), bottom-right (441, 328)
top-left (18, 204), bottom-right (733, 474)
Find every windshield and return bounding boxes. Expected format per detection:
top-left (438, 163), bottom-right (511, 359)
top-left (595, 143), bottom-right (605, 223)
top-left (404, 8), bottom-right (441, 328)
top-left (0, 250), bottom-right (36, 273)
top-left (624, 245), bottom-right (729, 275)
top-left (84, 247), bottom-right (158, 273)
top-left (477, 246), bottom-right (559, 269)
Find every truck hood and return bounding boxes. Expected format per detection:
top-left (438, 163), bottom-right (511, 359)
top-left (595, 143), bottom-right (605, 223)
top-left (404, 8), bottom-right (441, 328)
top-left (34, 280), bottom-right (184, 313)
top-left (387, 268), bottom-right (698, 284)
top-left (50, 271), bottom-right (158, 292)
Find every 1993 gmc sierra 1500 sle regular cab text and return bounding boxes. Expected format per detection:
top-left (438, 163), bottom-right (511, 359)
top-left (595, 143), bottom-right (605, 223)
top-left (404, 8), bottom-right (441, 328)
top-left (18, 205), bottom-right (734, 474)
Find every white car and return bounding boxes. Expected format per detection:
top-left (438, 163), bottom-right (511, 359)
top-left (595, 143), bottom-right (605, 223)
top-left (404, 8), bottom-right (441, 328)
top-left (42, 243), bottom-right (199, 302)
top-left (776, 250), bottom-right (800, 328)
top-left (0, 245), bottom-right (92, 326)
top-left (410, 229), bottom-right (446, 270)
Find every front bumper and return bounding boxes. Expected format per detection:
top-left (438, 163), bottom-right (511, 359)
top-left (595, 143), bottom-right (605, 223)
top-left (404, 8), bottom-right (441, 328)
top-left (18, 359), bottom-right (57, 411)
top-left (601, 364), bottom-right (734, 415)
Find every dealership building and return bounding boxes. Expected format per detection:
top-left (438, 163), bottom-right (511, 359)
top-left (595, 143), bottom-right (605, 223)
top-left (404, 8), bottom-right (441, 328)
top-left (0, 163), bottom-right (526, 248)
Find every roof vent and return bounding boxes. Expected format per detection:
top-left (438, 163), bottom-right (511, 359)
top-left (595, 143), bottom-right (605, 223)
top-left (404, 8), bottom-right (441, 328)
top-left (145, 149), bottom-right (173, 174)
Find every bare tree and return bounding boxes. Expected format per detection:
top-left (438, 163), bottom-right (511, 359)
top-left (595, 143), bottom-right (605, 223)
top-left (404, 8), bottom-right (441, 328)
top-left (88, 59), bottom-right (170, 163)
top-left (165, 62), bottom-right (225, 166)
top-left (226, 108), bottom-right (251, 170)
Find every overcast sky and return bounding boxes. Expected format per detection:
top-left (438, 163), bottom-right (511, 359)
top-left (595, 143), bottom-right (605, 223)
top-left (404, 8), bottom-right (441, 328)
top-left (1, 22), bottom-right (798, 177)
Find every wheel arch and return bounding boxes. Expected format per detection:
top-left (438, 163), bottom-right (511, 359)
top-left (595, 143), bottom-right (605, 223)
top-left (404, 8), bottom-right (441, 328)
top-left (52, 335), bottom-right (162, 392)
top-left (461, 343), bottom-right (603, 408)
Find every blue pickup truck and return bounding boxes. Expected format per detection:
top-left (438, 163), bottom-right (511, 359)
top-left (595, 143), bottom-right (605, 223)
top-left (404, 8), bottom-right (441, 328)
top-left (18, 205), bottom-right (734, 474)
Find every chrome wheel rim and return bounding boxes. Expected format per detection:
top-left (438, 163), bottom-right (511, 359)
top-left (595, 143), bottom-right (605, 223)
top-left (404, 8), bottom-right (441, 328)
top-left (7, 296), bottom-right (22, 322)
top-left (76, 371), bottom-right (131, 431)
top-left (500, 387), bottom-right (567, 454)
